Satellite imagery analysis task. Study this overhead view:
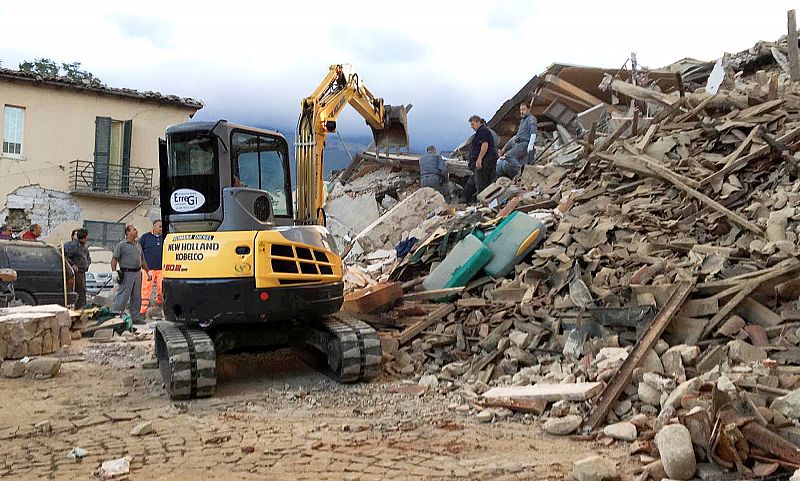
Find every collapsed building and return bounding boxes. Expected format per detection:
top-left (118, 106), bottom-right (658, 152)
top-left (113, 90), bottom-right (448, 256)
top-left (329, 29), bottom-right (800, 480)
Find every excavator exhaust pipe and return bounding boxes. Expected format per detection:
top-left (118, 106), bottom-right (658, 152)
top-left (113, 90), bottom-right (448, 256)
top-left (371, 104), bottom-right (411, 151)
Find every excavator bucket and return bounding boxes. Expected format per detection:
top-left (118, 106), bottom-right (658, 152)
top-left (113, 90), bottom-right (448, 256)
top-left (371, 104), bottom-right (410, 150)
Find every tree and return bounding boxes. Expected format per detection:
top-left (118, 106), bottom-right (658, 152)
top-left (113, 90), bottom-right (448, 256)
top-left (18, 58), bottom-right (102, 86)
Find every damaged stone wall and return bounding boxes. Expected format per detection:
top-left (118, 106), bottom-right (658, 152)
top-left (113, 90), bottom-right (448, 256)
top-left (0, 185), bottom-right (81, 236)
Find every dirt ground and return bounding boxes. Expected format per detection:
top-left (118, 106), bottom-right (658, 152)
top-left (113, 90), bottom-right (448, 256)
top-left (0, 323), bottom-right (638, 480)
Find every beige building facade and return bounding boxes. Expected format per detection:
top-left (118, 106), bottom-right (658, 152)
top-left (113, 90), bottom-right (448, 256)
top-left (0, 68), bottom-right (202, 253)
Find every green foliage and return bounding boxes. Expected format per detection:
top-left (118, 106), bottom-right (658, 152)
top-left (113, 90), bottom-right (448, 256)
top-left (18, 58), bottom-right (102, 86)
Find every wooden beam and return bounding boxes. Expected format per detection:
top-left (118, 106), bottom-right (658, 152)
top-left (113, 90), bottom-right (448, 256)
top-left (402, 287), bottom-right (464, 302)
top-left (699, 126), bottom-right (800, 187)
top-left (676, 95), bottom-right (714, 123)
top-left (789, 9), bottom-right (800, 81)
top-left (396, 303), bottom-right (455, 345)
top-left (602, 152), bottom-right (763, 234)
top-left (603, 75), bottom-right (678, 107)
top-left (586, 282), bottom-right (693, 430)
top-left (700, 259), bottom-right (800, 338)
top-left (591, 118), bottom-right (632, 155)
top-left (539, 86), bottom-right (594, 111)
top-left (544, 75), bottom-right (606, 108)
top-left (722, 126), bottom-right (760, 169)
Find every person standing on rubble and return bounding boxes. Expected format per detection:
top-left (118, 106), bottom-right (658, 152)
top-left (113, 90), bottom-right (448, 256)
top-left (64, 228), bottom-right (91, 308)
top-left (419, 145), bottom-right (448, 199)
top-left (460, 115), bottom-right (498, 203)
top-left (139, 220), bottom-right (164, 317)
top-left (111, 224), bottom-right (151, 325)
top-left (497, 103), bottom-right (537, 178)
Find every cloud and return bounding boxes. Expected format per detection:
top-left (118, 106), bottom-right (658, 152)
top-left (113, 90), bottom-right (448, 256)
top-left (338, 28), bottom-right (428, 63)
top-left (111, 15), bottom-right (174, 48)
top-left (487, 0), bottom-right (537, 31)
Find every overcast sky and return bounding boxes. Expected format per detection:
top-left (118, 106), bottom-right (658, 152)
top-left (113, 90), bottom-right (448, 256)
top-left (1, 0), bottom-right (798, 150)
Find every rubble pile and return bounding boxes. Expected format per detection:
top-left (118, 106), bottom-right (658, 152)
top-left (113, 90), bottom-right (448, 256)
top-left (339, 31), bottom-right (800, 480)
top-left (0, 304), bottom-right (72, 359)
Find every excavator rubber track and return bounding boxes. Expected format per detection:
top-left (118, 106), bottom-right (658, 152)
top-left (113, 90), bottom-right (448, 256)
top-left (154, 322), bottom-right (217, 400)
top-left (306, 317), bottom-right (382, 383)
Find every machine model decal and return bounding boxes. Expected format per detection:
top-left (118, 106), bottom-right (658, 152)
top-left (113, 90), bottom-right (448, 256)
top-left (171, 189), bottom-right (206, 212)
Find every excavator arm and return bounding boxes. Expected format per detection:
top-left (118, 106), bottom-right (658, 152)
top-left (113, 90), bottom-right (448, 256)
top-left (295, 64), bottom-right (409, 225)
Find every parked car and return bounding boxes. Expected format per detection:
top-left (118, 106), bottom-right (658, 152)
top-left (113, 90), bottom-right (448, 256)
top-left (86, 271), bottom-right (114, 296)
top-left (0, 239), bottom-right (77, 306)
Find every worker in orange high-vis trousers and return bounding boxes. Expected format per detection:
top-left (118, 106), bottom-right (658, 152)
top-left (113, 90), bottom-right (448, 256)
top-left (139, 220), bottom-right (164, 317)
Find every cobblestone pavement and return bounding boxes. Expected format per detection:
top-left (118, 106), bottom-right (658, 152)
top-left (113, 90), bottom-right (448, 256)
top-left (0, 339), bottom-right (636, 480)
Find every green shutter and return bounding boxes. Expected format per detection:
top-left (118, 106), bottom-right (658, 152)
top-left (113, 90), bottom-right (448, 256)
top-left (122, 120), bottom-right (132, 193)
top-left (93, 117), bottom-right (112, 190)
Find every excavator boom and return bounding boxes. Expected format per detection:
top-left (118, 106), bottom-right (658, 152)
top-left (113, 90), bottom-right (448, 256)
top-left (295, 64), bottom-right (410, 225)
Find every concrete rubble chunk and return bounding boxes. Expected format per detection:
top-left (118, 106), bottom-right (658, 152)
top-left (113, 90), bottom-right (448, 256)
top-left (0, 311), bottom-right (63, 359)
top-left (572, 455), bottom-right (618, 481)
top-left (25, 357), bottom-right (61, 379)
top-left (543, 414), bottom-right (582, 435)
top-left (1, 360), bottom-right (25, 378)
top-left (348, 187), bottom-right (446, 254)
top-left (655, 424), bottom-right (696, 480)
top-left (603, 421), bottom-right (637, 441)
top-left (418, 374), bottom-right (439, 389)
top-left (727, 339), bottom-right (767, 364)
top-left (130, 421), bottom-right (153, 437)
top-left (771, 388), bottom-right (800, 419)
top-left (638, 381), bottom-right (662, 406)
top-left (663, 377), bottom-right (702, 409)
top-left (98, 456), bottom-right (132, 479)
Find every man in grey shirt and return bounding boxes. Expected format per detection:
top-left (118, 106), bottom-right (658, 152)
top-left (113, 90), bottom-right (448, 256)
top-left (111, 224), bottom-right (151, 324)
top-left (497, 102), bottom-right (537, 178)
top-left (419, 145), bottom-right (447, 198)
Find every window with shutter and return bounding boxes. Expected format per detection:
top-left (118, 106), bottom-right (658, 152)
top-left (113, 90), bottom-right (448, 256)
top-left (93, 117), bottom-right (112, 191)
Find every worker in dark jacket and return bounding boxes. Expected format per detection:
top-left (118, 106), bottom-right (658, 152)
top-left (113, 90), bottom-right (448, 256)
top-left (497, 102), bottom-right (537, 178)
top-left (64, 228), bottom-right (91, 308)
top-left (459, 115), bottom-right (498, 203)
top-left (419, 145), bottom-right (447, 197)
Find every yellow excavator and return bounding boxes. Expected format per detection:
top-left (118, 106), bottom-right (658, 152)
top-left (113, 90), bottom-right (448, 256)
top-left (154, 65), bottom-right (410, 399)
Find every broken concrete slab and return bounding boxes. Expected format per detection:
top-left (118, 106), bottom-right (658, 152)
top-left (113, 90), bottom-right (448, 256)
top-left (482, 382), bottom-right (603, 402)
top-left (349, 187), bottom-right (446, 254)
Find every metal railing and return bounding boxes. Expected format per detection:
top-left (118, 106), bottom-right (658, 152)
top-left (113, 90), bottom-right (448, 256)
top-left (69, 160), bottom-right (153, 199)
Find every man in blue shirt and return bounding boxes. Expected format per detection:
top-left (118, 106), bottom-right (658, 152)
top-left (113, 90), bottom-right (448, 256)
top-left (139, 220), bottom-right (164, 316)
top-left (459, 115), bottom-right (498, 203)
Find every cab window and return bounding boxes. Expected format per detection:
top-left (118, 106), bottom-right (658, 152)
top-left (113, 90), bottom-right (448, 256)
top-left (231, 132), bottom-right (290, 217)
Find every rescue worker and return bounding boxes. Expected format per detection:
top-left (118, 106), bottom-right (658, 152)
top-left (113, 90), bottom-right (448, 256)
top-left (497, 102), bottom-right (537, 178)
top-left (459, 115), bottom-right (498, 203)
top-left (139, 220), bottom-right (164, 317)
top-left (64, 228), bottom-right (91, 308)
top-left (419, 145), bottom-right (447, 198)
top-left (111, 224), bottom-right (151, 324)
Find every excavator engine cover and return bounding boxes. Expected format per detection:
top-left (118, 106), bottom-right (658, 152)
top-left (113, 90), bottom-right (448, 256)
top-left (371, 104), bottom-right (409, 150)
